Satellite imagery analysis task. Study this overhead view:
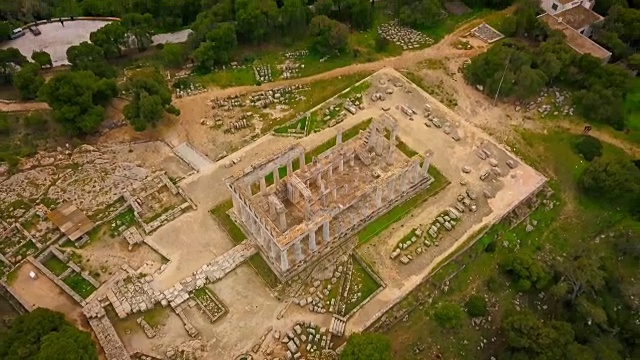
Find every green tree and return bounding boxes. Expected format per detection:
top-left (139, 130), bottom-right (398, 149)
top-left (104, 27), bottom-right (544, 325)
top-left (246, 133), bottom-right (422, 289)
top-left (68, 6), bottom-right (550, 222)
top-left (89, 22), bottom-right (127, 58)
top-left (349, 0), bottom-right (374, 30)
top-left (465, 294), bottom-right (488, 317)
top-left (626, 53), bottom-right (640, 72)
top-left (553, 248), bottom-right (607, 303)
top-left (514, 0), bottom-right (540, 37)
top-left (162, 43), bottom-right (186, 68)
top-left (398, 0), bottom-right (443, 29)
top-left (235, 0), bottom-right (279, 44)
top-left (0, 112), bottom-right (10, 135)
top-left (340, 333), bottom-right (392, 360)
top-left (432, 301), bottom-right (465, 329)
top-left (31, 50), bottom-right (52, 68)
top-left (0, 21), bottom-right (11, 40)
top-left (13, 63), bottom-right (44, 100)
top-left (309, 15), bottom-right (350, 55)
top-left (193, 22), bottom-right (237, 70)
top-left (315, 0), bottom-right (335, 16)
top-left (38, 70), bottom-right (117, 134)
top-left (66, 42), bottom-right (116, 79)
top-left (0, 308), bottom-right (97, 360)
top-left (502, 310), bottom-right (577, 359)
top-left (514, 65), bottom-right (548, 100)
top-left (282, 0), bottom-right (309, 40)
top-left (573, 135), bottom-right (603, 161)
top-left (122, 13), bottom-right (155, 51)
top-left (579, 157), bottom-right (640, 208)
top-left (0, 47), bottom-right (28, 85)
top-left (500, 252), bottom-right (551, 291)
top-left (122, 68), bottom-right (179, 131)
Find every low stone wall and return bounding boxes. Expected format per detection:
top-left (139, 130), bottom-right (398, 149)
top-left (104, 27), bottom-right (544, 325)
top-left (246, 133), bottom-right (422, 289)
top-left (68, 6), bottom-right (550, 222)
top-left (344, 253), bottom-right (386, 320)
top-left (0, 281), bottom-right (32, 312)
top-left (27, 256), bottom-right (86, 306)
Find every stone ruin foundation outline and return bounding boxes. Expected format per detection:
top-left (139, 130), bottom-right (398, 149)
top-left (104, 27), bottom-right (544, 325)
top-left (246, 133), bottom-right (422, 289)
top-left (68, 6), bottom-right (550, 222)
top-left (226, 114), bottom-right (434, 281)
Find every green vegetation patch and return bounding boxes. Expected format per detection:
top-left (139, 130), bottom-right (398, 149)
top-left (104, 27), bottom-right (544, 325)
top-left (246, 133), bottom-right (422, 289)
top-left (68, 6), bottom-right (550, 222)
top-left (344, 258), bottom-right (381, 315)
top-left (43, 256), bottom-right (69, 277)
top-left (63, 273), bottom-right (97, 299)
top-left (248, 253), bottom-right (279, 290)
top-left (357, 166), bottom-right (449, 244)
top-left (209, 200), bottom-right (246, 245)
top-left (141, 306), bottom-right (168, 328)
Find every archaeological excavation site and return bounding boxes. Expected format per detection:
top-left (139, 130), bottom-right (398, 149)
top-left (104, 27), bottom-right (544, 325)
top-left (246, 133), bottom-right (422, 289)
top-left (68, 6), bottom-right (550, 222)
top-left (1, 68), bottom-right (547, 360)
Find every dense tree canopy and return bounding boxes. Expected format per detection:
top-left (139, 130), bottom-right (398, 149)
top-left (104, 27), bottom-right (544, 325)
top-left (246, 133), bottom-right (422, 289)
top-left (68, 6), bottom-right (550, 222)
top-left (31, 50), bottom-right (52, 68)
top-left (38, 70), bottom-right (117, 134)
top-left (66, 41), bottom-right (116, 78)
top-left (13, 63), bottom-right (44, 100)
top-left (121, 13), bottom-right (155, 51)
top-left (340, 333), bottom-right (392, 360)
top-left (309, 15), bottom-right (350, 55)
top-left (0, 47), bottom-right (28, 84)
top-left (0, 308), bottom-right (97, 360)
top-left (573, 135), bottom-right (603, 161)
top-left (500, 252), bottom-right (551, 292)
top-left (193, 22), bottom-right (237, 70)
top-left (89, 22), bottom-right (127, 59)
top-left (579, 157), bottom-right (640, 209)
top-left (122, 68), bottom-right (179, 131)
top-left (432, 301), bottom-right (465, 329)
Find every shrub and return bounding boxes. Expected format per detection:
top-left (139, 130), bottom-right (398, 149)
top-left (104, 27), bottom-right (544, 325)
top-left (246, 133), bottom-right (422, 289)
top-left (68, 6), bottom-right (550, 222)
top-left (573, 135), bottom-right (603, 161)
top-left (484, 240), bottom-right (497, 252)
top-left (465, 294), bottom-right (489, 317)
top-left (432, 302), bottom-right (465, 329)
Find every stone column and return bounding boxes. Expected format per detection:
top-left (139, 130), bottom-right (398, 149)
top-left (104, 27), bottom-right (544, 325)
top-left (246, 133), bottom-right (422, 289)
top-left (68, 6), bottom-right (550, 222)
top-left (299, 153), bottom-right (306, 171)
top-left (336, 128), bottom-right (343, 145)
top-left (260, 177), bottom-right (267, 194)
top-left (328, 165), bottom-right (333, 179)
top-left (332, 187), bottom-right (337, 201)
top-left (270, 241), bottom-right (278, 260)
top-left (287, 160), bottom-right (293, 177)
top-left (293, 241), bottom-right (303, 262)
top-left (308, 230), bottom-right (317, 252)
top-left (277, 208), bottom-right (287, 231)
top-left (349, 153), bottom-right (355, 167)
top-left (339, 156), bottom-right (344, 172)
top-left (322, 221), bottom-right (330, 242)
top-left (273, 168), bottom-right (280, 185)
top-left (231, 193), bottom-right (242, 217)
top-left (280, 248), bottom-right (289, 271)
top-left (422, 155), bottom-right (431, 176)
top-left (412, 162), bottom-right (421, 182)
top-left (400, 170), bottom-right (408, 192)
top-left (375, 185), bottom-right (383, 208)
top-left (387, 177), bottom-right (396, 199)
top-left (316, 172), bottom-right (322, 188)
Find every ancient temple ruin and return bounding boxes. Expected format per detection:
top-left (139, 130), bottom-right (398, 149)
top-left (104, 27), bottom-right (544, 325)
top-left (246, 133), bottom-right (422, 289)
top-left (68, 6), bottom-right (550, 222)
top-left (226, 115), bottom-right (434, 280)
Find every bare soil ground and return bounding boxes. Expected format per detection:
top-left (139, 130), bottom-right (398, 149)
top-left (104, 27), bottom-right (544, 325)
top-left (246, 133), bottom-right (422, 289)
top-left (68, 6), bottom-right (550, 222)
top-left (9, 262), bottom-right (87, 330)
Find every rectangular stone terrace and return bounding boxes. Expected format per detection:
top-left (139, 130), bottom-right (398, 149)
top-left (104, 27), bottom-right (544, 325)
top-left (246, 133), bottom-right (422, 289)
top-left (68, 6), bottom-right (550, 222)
top-left (226, 115), bottom-right (433, 280)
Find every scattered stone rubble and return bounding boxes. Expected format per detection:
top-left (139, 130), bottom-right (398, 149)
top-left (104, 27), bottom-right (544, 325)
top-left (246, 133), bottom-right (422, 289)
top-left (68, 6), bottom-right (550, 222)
top-left (253, 64), bottom-right (273, 83)
top-left (174, 82), bottom-right (205, 98)
top-left (269, 321), bottom-right (333, 360)
top-left (378, 21), bottom-right (434, 50)
top-left (278, 51), bottom-right (308, 80)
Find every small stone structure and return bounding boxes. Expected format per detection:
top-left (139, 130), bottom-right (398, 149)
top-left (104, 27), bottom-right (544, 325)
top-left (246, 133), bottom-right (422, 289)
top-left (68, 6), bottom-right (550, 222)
top-left (378, 21), bottom-right (434, 50)
top-left (470, 23), bottom-right (505, 44)
top-left (226, 114), bottom-right (435, 281)
top-left (84, 302), bottom-right (132, 360)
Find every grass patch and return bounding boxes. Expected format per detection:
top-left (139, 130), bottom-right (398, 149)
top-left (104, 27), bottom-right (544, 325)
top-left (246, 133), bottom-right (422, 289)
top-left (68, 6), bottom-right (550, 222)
top-left (419, 8), bottom-right (495, 42)
top-left (263, 72), bottom-right (373, 131)
top-left (248, 253), bottom-right (279, 289)
top-left (402, 70), bottom-right (458, 108)
top-left (63, 273), bottom-right (97, 299)
top-left (43, 256), bottom-right (69, 276)
top-left (209, 200), bottom-right (246, 245)
top-left (273, 116), bottom-right (307, 135)
top-left (265, 118), bottom-right (373, 185)
top-left (141, 306), bottom-right (168, 327)
top-left (5, 265), bottom-right (20, 285)
top-left (357, 166), bottom-right (449, 244)
top-left (344, 258), bottom-right (381, 315)
top-left (338, 80), bottom-right (371, 100)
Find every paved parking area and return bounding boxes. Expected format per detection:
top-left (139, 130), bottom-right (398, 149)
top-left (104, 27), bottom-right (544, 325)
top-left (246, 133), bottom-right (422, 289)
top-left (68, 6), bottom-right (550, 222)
top-left (2, 21), bottom-right (111, 66)
top-left (1, 21), bottom-right (192, 67)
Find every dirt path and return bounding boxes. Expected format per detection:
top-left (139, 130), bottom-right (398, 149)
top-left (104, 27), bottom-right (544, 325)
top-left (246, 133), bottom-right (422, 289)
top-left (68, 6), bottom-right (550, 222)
top-left (0, 101), bottom-right (50, 112)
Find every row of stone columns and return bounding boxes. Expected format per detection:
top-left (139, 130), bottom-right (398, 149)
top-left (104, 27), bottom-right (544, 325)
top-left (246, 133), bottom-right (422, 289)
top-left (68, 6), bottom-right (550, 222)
top-left (271, 221), bottom-right (331, 272)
